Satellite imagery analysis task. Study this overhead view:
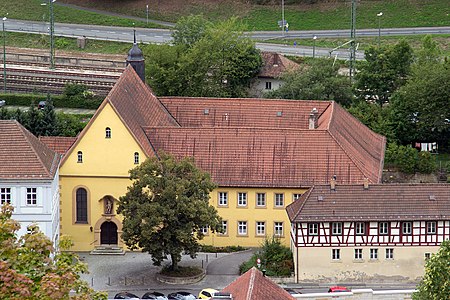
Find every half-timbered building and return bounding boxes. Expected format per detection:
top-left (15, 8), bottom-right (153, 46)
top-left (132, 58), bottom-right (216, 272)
top-left (286, 181), bottom-right (450, 283)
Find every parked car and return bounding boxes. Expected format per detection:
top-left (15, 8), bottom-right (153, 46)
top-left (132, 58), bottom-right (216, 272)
top-left (198, 288), bottom-right (219, 299)
top-left (38, 100), bottom-right (46, 110)
top-left (114, 291), bottom-right (140, 299)
top-left (328, 286), bottom-right (351, 293)
top-left (0, 99), bottom-right (5, 107)
top-left (284, 288), bottom-right (302, 295)
top-left (142, 291), bottom-right (168, 300)
top-left (167, 291), bottom-right (196, 300)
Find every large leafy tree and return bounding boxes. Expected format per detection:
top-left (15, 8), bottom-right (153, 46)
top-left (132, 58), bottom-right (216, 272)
top-left (267, 58), bottom-right (353, 106)
top-left (354, 40), bottom-right (413, 106)
top-left (0, 203), bottom-right (106, 300)
top-left (118, 152), bottom-right (223, 271)
top-left (413, 240), bottom-right (450, 299)
top-left (144, 16), bottom-right (262, 98)
top-left (389, 38), bottom-right (449, 147)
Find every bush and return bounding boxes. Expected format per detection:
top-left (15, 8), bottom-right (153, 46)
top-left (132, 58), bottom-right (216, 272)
top-left (239, 237), bottom-right (293, 277)
top-left (385, 143), bottom-right (436, 174)
top-left (199, 245), bottom-right (246, 253)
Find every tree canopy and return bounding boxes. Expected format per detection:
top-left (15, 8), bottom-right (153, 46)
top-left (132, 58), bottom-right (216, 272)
top-left (389, 38), bottom-right (449, 147)
top-left (0, 203), bottom-right (106, 300)
top-left (118, 152), bottom-right (223, 271)
top-left (144, 16), bottom-right (262, 98)
top-left (413, 240), bottom-right (450, 300)
top-left (267, 58), bottom-right (353, 106)
top-left (354, 40), bottom-right (413, 106)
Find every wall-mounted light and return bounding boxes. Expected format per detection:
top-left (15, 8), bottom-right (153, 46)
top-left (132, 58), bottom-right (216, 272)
top-left (90, 226), bottom-right (93, 232)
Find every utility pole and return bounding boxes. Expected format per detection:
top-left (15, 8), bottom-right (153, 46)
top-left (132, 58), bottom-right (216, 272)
top-left (49, 0), bottom-right (55, 69)
top-left (349, 0), bottom-right (356, 82)
top-left (281, 0), bottom-right (285, 37)
top-left (2, 17), bottom-right (6, 93)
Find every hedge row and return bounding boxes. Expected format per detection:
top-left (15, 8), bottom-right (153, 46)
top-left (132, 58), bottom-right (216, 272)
top-left (0, 93), bottom-right (103, 109)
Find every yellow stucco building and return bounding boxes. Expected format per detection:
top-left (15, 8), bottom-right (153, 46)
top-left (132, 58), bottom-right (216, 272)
top-left (52, 62), bottom-right (385, 252)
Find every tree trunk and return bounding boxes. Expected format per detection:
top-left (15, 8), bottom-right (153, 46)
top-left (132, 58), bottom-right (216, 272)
top-left (170, 253), bottom-right (178, 271)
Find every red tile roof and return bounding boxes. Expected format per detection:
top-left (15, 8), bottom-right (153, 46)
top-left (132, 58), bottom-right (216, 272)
top-left (159, 97), bottom-right (330, 129)
top-left (287, 183), bottom-right (450, 222)
top-left (0, 120), bottom-right (60, 179)
top-left (146, 127), bottom-right (369, 187)
top-left (39, 136), bottom-right (77, 155)
top-left (221, 267), bottom-right (295, 300)
top-left (61, 67), bottom-right (385, 187)
top-left (258, 52), bottom-right (300, 78)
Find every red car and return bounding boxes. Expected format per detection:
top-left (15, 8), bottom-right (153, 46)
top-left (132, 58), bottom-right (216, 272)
top-left (328, 286), bottom-right (351, 293)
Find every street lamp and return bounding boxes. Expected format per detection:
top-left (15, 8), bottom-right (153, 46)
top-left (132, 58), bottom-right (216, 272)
top-left (377, 12), bottom-right (383, 48)
top-left (313, 35), bottom-right (317, 58)
top-left (146, 4), bottom-right (149, 25)
top-left (41, 0), bottom-right (56, 69)
top-left (2, 16), bottom-right (6, 93)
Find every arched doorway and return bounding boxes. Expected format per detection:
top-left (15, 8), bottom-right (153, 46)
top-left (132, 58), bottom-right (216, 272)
top-left (100, 221), bottom-right (118, 245)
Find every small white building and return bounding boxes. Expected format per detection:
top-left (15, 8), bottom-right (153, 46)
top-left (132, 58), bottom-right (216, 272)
top-left (0, 120), bottom-right (61, 247)
top-left (286, 180), bottom-right (450, 283)
top-left (250, 52), bottom-right (299, 97)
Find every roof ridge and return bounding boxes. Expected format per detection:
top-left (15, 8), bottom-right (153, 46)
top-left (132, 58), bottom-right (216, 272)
top-left (16, 121), bottom-right (57, 178)
top-left (291, 186), bottom-right (315, 221)
top-left (246, 267), bottom-right (256, 299)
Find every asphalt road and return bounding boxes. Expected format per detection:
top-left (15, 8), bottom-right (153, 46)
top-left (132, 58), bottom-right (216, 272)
top-left (4, 18), bottom-right (450, 60)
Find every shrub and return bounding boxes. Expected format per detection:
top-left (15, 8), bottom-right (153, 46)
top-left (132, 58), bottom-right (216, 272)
top-left (239, 237), bottom-right (293, 277)
top-left (199, 244), bottom-right (246, 253)
top-left (385, 142), bottom-right (436, 174)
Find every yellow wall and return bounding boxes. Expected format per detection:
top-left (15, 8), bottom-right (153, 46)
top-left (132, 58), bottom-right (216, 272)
top-left (295, 246), bottom-right (439, 283)
top-left (202, 188), bottom-right (307, 247)
top-left (60, 102), bottom-right (146, 251)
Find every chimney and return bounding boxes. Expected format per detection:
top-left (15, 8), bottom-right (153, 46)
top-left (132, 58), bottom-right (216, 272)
top-left (363, 178), bottom-right (369, 190)
top-left (330, 176), bottom-right (336, 190)
top-left (273, 53), bottom-right (279, 67)
top-left (309, 108), bottom-right (319, 129)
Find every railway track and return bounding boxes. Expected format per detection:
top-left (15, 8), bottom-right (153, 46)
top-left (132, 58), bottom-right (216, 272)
top-left (0, 64), bottom-right (122, 96)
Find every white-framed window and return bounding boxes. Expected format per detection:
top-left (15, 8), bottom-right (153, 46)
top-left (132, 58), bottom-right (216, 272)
top-left (105, 127), bottom-right (111, 138)
top-left (256, 193), bottom-right (266, 207)
top-left (0, 188), bottom-right (11, 204)
top-left (402, 222), bottom-right (412, 235)
top-left (332, 249), bottom-right (340, 260)
top-left (274, 193), bottom-right (284, 207)
top-left (427, 221), bottom-right (436, 234)
top-left (26, 188), bottom-right (37, 205)
top-left (238, 221), bottom-right (247, 235)
top-left (293, 193), bottom-right (302, 202)
top-left (355, 222), bottom-right (365, 235)
top-left (200, 226), bottom-right (208, 235)
top-left (134, 152), bottom-right (139, 164)
top-left (355, 248), bottom-right (362, 259)
top-left (238, 192), bottom-right (247, 207)
top-left (370, 248), bottom-right (378, 260)
top-left (220, 220), bottom-right (228, 235)
top-left (386, 248), bottom-right (394, 260)
top-left (265, 81), bottom-right (272, 90)
top-left (332, 222), bottom-right (342, 235)
top-left (77, 151), bottom-right (83, 163)
top-left (424, 252), bottom-right (431, 260)
top-left (256, 221), bottom-right (265, 236)
top-left (379, 222), bottom-right (389, 235)
top-left (308, 223), bottom-right (318, 235)
top-left (274, 222), bottom-right (283, 236)
top-left (218, 192), bottom-right (228, 206)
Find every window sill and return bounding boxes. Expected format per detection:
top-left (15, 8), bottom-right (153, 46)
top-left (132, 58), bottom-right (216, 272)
top-left (353, 259), bottom-right (365, 263)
